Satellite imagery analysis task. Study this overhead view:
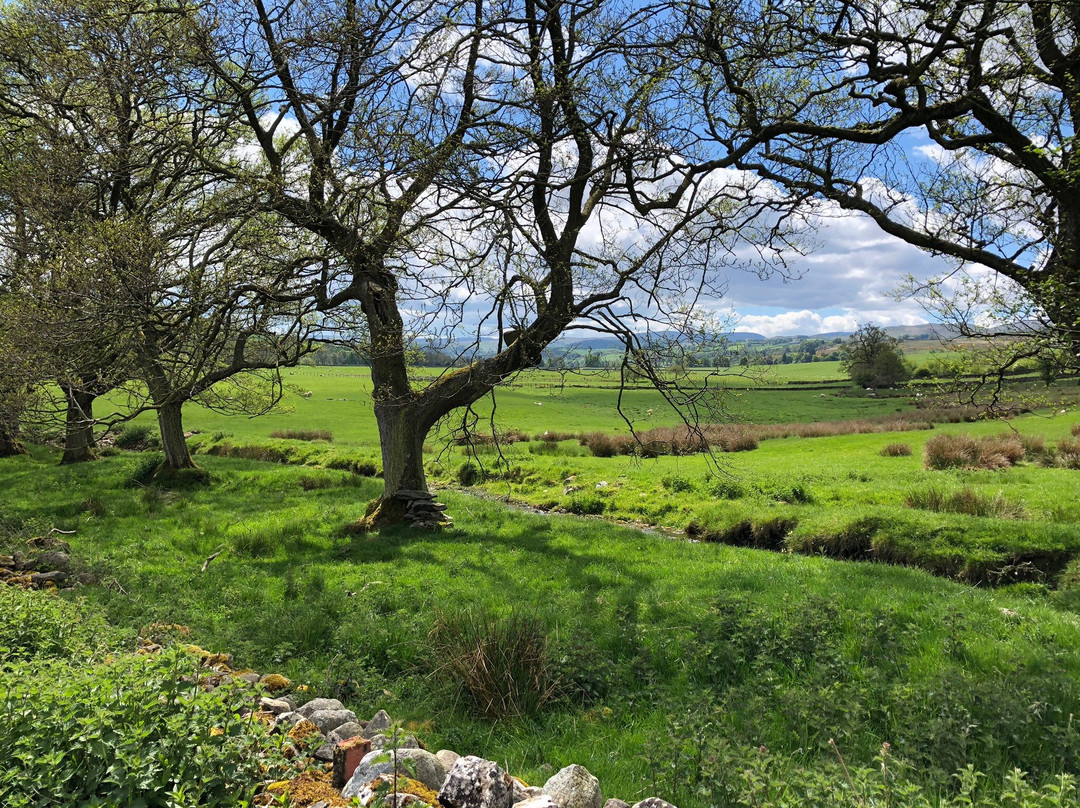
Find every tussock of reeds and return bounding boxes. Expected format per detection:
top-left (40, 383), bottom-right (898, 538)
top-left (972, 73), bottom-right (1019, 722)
top-left (270, 429), bottom-right (333, 442)
top-left (905, 486), bottom-right (1027, 519)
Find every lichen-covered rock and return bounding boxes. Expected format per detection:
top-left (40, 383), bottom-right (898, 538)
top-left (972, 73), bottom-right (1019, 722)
top-left (352, 774), bottom-right (442, 808)
top-left (329, 722), bottom-right (366, 744)
top-left (542, 765), bottom-right (601, 808)
top-left (362, 709), bottom-right (393, 738)
top-left (438, 756), bottom-right (514, 808)
top-left (603, 799), bottom-right (630, 808)
top-left (631, 799), bottom-right (677, 808)
top-left (273, 711), bottom-right (305, 730)
top-left (342, 747), bottom-right (447, 797)
top-left (297, 697), bottom-right (347, 718)
top-left (309, 708), bottom-right (358, 734)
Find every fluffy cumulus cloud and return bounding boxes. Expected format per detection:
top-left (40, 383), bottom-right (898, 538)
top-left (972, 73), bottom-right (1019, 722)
top-left (714, 206), bottom-right (960, 336)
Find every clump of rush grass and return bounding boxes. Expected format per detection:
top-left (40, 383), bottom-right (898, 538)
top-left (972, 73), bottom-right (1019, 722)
top-left (880, 443), bottom-right (912, 457)
top-left (904, 485), bottom-right (1027, 519)
top-left (924, 432), bottom-right (1031, 470)
top-left (1056, 437), bottom-right (1080, 469)
top-left (270, 429), bottom-right (333, 442)
top-left (428, 608), bottom-right (556, 720)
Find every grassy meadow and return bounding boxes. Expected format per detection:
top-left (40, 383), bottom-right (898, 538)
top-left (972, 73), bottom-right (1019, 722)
top-left (4, 365), bottom-right (1080, 806)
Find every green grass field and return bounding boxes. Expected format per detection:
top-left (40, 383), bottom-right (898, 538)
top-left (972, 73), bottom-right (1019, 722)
top-left (6, 368), bottom-right (1080, 806)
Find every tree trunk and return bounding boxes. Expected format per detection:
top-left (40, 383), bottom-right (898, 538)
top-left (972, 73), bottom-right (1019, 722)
top-left (377, 401), bottom-right (429, 496)
top-left (60, 388), bottom-right (97, 464)
top-left (0, 423), bottom-right (25, 457)
top-left (157, 401), bottom-right (197, 470)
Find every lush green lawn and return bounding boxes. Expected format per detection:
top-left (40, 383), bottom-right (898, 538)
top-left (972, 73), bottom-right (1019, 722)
top-left (3, 448), bottom-right (1080, 806)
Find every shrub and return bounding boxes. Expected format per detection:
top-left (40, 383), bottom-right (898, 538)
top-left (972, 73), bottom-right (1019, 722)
top-left (880, 443), bottom-right (912, 457)
top-left (456, 462), bottom-right (483, 486)
top-left (270, 428), bottom-right (332, 442)
top-left (0, 648), bottom-right (292, 806)
top-left (565, 494), bottom-right (606, 515)
top-left (904, 486), bottom-right (1028, 519)
top-left (708, 477), bottom-right (745, 499)
top-left (429, 609), bottom-right (556, 719)
top-left (126, 453), bottom-right (166, 487)
top-left (581, 431), bottom-right (617, 458)
top-left (0, 588), bottom-right (117, 663)
top-left (661, 474), bottom-right (695, 493)
top-left (114, 424), bottom-right (159, 450)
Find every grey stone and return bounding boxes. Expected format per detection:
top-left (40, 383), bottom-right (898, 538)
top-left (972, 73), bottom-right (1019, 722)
top-left (362, 709), bottom-right (393, 738)
top-left (514, 797), bottom-right (558, 808)
top-left (603, 800), bottom-right (630, 808)
top-left (314, 742), bottom-right (337, 762)
top-left (511, 778), bottom-right (530, 803)
top-left (542, 765), bottom-right (602, 808)
top-left (631, 800), bottom-right (677, 808)
top-left (259, 697), bottom-right (293, 715)
top-left (328, 722), bottom-right (365, 744)
top-left (370, 732), bottom-right (420, 750)
top-left (237, 672), bottom-right (262, 685)
top-left (297, 698), bottom-right (346, 719)
top-left (522, 788), bottom-right (544, 801)
top-left (435, 749), bottom-right (461, 772)
top-left (30, 571), bottom-right (67, 586)
top-left (272, 711), bottom-right (304, 730)
top-left (309, 708), bottom-right (358, 734)
top-left (31, 551), bottom-right (71, 571)
top-left (439, 756), bottom-right (514, 808)
top-left (342, 747), bottom-right (448, 798)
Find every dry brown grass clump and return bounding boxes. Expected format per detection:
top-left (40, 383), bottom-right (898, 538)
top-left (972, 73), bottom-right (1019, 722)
top-left (1057, 437), bottom-right (1080, 469)
top-left (270, 429), bottom-right (333, 442)
top-left (880, 443), bottom-right (913, 457)
top-left (924, 432), bottom-right (1035, 470)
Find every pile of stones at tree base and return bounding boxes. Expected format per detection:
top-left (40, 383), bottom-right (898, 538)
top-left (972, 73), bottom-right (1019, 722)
top-left (256, 696), bottom-right (676, 808)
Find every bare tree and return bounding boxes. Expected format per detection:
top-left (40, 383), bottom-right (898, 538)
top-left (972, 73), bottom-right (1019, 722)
top-left (196, 0), bottom-right (798, 525)
top-left (688, 0), bottom-right (1080, 387)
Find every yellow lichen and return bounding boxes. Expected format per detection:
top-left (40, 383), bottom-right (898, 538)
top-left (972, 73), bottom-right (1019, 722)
top-left (260, 673), bottom-right (292, 692)
top-left (287, 719), bottom-right (323, 749)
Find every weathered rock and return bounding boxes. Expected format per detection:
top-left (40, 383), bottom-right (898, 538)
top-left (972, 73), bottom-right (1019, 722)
top-left (273, 711), bottom-right (305, 730)
top-left (308, 709), bottom-right (358, 734)
top-left (342, 747), bottom-right (447, 797)
top-left (631, 800), bottom-right (677, 808)
top-left (236, 671), bottom-right (262, 685)
top-left (542, 765), bottom-right (602, 808)
top-left (259, 697), bottom-right (293, 715)
top-left (297, 697), bottom-right (346, 719)
top-left (314, 742), bottom-right (337, 762)
top-left (362, 709), bottom-right (393, 738)
top-left (435, 749), bottom-right (461, 772)
top-left (352, 775), bottom-right (439, 808)
top-left (370, 733), bottom-right (420, 750)
top-left (513, 797), bottom-right (558, 808)
top-left (511, 778), bottom-right (531, 803)
top-left (329, 722), bottom-right (366, 744)
top-left (438, 756), bottom-right (514, 808)
top-left (30, 571), bottom-right (67, 587)
top-left (31, 551), bottom-right (71, 571)
top-left (603, 799), bottom-right (630, 808)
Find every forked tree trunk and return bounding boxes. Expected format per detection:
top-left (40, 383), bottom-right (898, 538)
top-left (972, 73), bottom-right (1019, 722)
top-left (0, 423), bottom-right (26, 457)
top-left (157, 401), bottom-right (197, 470)
top-left (60, 388), bottom-right (97, 464)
